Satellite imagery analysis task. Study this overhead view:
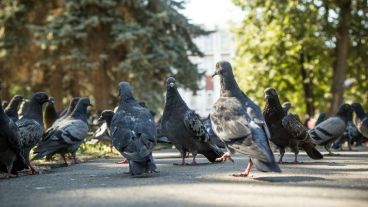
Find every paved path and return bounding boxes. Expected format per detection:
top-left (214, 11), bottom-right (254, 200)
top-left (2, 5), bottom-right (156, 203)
top-left (1, 149), bottom-right (368, 207)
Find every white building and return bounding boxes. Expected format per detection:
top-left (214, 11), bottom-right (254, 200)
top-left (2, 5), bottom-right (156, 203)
top-left (179, 28), bottom-right (236, 117)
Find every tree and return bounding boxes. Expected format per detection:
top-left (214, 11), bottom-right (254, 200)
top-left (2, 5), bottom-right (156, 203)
top-left (33, 0), bottom-right (207, 109)
top-left (233, 0), bottom-right (368, 117)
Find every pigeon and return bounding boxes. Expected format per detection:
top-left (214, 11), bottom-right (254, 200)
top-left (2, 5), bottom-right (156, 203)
top-left (0, 88), bottom-right (26, 178)
top-left (308, 104), bottom-right (353, 155)
top-left (263, 88), bottom-right (323, 163)
top-left (332, 119), bottom-right (361, 151)
top-left (160, 77), bottom-right (224, 165)
top-left (43, 97), bottom-right (59, 130)
top-left (4, 95), bottom-right (24, 122)
top-left (33, 97), bottom-right (92, 165)
top-left (351, 103), bottom-right (368, 138)
top-left (210, 61), bottom-right (280, 177)
top-left (110, 82), bottom-right (157, 176)
top-left (15, 92), bottom-right (50, 174)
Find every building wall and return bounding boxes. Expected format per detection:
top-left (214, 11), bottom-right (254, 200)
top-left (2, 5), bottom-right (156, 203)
top-left (180, 28), bottom-right (235, 117)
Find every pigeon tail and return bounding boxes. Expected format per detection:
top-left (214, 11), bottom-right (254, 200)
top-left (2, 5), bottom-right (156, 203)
top-left (299, 142), bottom-right (323, 160)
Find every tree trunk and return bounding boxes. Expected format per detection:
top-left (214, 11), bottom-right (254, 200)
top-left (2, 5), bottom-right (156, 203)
top-left (299, 52), bottom-right (315, 117)
top-left (92, 61), bottom-right (110, 110)
top-left (329, 0), bottom-right (351, 115)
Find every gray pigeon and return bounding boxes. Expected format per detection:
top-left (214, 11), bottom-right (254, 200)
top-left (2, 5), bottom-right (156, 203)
top-left (15, 92), bottom-right (50, 174)
top-left (5, 95), bottom-right (24, 122)
top-left (210, 61), bottom-right (281, 177)
top-left (33, 97), bottom-right (91, 165)
top-left (43, 97), bottom-right (59, 130)
top-left (308, 104), bottom-right (353, 155)
top-left (160, 77), bottom-right (224, 165)
top-left (351, 103), bottom-right (368, 138)
top-left (263, 88), bottom-right (323, 163)
top-left (110, 82), bottom-right (157, 176)
top-left (0, 89), bottom-right (26, 177)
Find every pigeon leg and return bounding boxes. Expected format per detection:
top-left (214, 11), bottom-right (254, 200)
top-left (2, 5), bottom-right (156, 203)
top-left (174, 152), bottom-right (188, 165)
top-left (61, 154), bottom-right (69, 166)
top-left (215, 152), bottom-right (234, 163)
top-left (5, 166), bottom-right (16, 178)
top-left (190, 154), bottom-right (197, 165)
top-left (28, 164), bottom-right (38, 175)
top-left (233, 159), bottom-right (253, 177)
top-left (325, 145), bottom-right (339, 156)
top-left (278, 148), bottom-right (285, 164)
top-left (72, 152), bottom-right (82, 164)
top-left (293, 152), bottom-right (301, 164)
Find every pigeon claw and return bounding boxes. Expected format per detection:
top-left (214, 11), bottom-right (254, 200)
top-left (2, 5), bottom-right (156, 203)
top-left (232, 172), bottom-right (250, 177)
top-left (216, 152), bottom-right (234, 163)
top-left (117, 159), bottom-right (128, 164)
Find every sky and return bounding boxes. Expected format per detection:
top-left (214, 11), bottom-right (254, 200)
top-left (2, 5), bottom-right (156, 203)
top-left (182, 0), bottom-right (244, 28)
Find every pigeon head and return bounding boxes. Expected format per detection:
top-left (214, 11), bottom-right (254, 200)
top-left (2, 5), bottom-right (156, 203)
top-left (212, 61), bottom-right (234, 78)
top-left (31, 92), bottom-right (50, 105)
top-left (351, 102), bottom-right (365, 119)
top-left (335, 104), bottom-right (353, 122)
top-left (6, 95), bottom-right (24, 110)
top-left (282, 102), bottom-right (293, 110)
top-left (118, 82), bottom-right (134, 101)
top-left (71, 97), bottom-right (92, 119)
top-left (264, 88), bottom-right (279, 100)
top-left (77, 97), bottom-right (92, 108)
top-left (166, 77), bottom-right (176, 89)
top-left (98, 110), bottom-right (115, 126)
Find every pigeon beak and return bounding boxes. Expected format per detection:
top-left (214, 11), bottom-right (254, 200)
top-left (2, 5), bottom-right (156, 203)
top-left (212, 72), bottom-right (218, 78)
top-left (48, 99), bottom-right (55, 104)
top-left (98, 116), bottom-right (103, 122)
top-left (88, 103), bottom-right (93, 107)
top-left (169, 82), bottom-right (175, 88)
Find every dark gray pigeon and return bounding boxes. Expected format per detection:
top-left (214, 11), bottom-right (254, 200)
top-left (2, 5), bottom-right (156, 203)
top-left (282, 102), bottom-right (293, 114)
top-left (351, 103), bottom-right (368, 138)
top-left (0, 89), bottom-right (26, 177)
top-left (43, 97), bottom-right (59, 130)
top-left (110, 82), bottom-right (157, 176)
top-left (15, 92), bottom-right (50, 174)
top-left (33, 97), bottom-right (91, 165)
top-left (5, 95), bottom-right (24, 122)
top-left (160, 77), bottom-right (224, 165)
top-left (332, 118), bottom-right (361, 151)
top-left (308, 104), bottom-right (353, 156)
top-left (210, 61), bottom-right (281, 177)
top-left (263, 88), bottom-right (323, 163)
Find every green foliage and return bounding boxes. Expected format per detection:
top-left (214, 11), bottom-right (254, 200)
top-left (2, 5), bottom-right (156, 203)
top-left (0, 0), bottom-right (208, 110)
top-left (233, 0), bottom-right (368, 116)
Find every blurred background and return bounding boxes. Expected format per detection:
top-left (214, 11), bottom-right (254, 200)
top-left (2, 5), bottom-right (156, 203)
top-left (0, 0), bottom-right (367, 119)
